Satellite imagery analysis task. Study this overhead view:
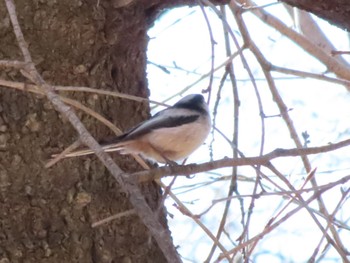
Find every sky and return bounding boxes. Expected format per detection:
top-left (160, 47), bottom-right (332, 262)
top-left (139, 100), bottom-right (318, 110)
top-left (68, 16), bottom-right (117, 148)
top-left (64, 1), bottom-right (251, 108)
top-left (147, 2), bottom-right (350, 262)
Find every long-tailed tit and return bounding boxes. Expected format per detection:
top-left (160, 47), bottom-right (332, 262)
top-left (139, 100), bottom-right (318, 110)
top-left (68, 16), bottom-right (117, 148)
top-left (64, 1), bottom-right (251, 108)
top-left (58, 94), bottom-right (211, 164)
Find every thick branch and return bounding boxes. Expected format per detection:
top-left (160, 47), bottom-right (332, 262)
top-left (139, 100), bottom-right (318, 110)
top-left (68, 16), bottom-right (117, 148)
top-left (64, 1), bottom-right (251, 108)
top-left (242, 0), bottom-right (350, 85)
top-left (281, 0), bottom-right (350, 32)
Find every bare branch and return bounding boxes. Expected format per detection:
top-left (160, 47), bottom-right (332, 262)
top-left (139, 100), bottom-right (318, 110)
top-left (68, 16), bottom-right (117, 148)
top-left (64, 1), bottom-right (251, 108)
top-left (241, 0), bottom-right (350, 85)
top-left (217, 173), bottom-right (350, 261)
top-left (135, 137), bottom-right (350, 181)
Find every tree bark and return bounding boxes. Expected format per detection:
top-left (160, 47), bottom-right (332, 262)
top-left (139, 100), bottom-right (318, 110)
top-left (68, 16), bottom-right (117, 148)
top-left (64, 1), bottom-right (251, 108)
top-left (0, 0), bottom-right (170, 262)
top-left (281, 0), bottom-right (350, 32)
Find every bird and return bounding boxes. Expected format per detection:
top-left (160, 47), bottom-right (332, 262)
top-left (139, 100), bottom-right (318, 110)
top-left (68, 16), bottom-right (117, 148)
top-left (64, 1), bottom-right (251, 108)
top-left (57, 94), bottom-right (211, 164)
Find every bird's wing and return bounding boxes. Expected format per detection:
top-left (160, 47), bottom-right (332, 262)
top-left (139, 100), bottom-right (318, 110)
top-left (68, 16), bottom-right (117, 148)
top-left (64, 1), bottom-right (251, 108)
top-left (108, 110), bottom-right (200, 143)
top-left (53, 110), bottom-right (199, 159)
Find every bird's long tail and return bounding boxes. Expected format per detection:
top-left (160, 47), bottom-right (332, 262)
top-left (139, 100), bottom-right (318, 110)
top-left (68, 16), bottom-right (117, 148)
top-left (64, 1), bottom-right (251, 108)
top-left (51, 137), bottom-right (123, 159)
top-left (46, 138), bottom-right (127, 168)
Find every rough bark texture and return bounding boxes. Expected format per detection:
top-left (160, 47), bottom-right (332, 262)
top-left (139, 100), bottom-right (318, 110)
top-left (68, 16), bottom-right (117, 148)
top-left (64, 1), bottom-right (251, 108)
top-left (281, 0), bottom-right (350, 32)
top-left (0, 0), bottom-right (169, 262)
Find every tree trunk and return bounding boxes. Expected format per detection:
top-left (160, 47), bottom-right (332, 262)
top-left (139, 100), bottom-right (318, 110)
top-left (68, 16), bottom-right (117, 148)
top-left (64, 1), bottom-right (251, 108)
top-left (0, 1), bottom-right (168, 262)
top-left (281, 0), bottom-right (350, 32)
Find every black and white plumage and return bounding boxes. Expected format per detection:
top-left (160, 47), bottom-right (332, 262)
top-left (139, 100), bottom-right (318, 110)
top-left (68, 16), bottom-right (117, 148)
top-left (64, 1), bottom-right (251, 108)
top-left (60, 94), bottom-right (211, 163)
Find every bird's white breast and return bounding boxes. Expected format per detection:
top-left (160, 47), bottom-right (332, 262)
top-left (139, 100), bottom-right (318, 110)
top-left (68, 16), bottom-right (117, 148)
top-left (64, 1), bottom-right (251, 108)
top-left (142, 114), bottom-right (211, 161)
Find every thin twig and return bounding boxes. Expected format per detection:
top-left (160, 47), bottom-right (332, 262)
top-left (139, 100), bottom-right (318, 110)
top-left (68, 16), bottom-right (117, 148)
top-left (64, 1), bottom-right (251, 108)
top-left (91, 209), bottom-right (137, 228)
top-left (0, 79), bottom-right (122, 135)
top-left (45, 139), bottom-right (82, 168)
top-left (216, 173), bottom-right (350, 261)
top-left (0, 59), bottom-right (29, 69)
top-left (0, 79), bottom-right (168, 106)
top-left (270, 65), bottom-right (350, 87)
top-left (266, 164), bottom-right (348, 260)
top-left (157, 48), bottom-right (243, 106)
top-left (157, 180), bottom-right (232, 261)
top-left (206, 5), bottom-right (242, 261)
top-left (197, 0), bottom-right (216, 102)
top-left (308, 188), bottom-right (350, 261)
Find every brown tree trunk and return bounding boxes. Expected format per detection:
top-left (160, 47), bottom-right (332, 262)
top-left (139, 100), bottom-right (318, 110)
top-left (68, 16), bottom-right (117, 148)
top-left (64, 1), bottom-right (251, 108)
top-left (0, 1), bottom-right (168, 262)
top-left (281, 0), bottom-right (350, 31)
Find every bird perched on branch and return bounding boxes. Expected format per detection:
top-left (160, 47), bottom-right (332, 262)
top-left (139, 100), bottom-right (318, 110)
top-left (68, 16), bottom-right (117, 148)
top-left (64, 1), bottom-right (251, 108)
top-left (56, 94), bottom-right (211, 164)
